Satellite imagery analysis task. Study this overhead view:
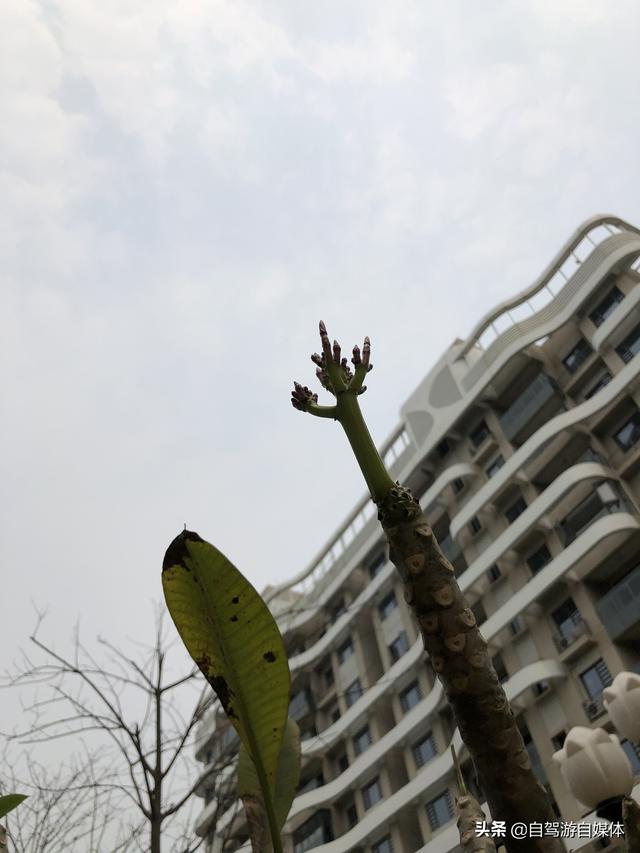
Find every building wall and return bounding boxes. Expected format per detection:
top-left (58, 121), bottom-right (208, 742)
top-left (195, 216), bottom-right (640, 853)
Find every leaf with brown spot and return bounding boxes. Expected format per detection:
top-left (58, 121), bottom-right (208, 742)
top-left (162, 530), bottom-right (290, 845)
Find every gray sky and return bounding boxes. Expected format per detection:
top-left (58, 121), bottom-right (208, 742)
top-left (2, 0), bottom-right (640, 758)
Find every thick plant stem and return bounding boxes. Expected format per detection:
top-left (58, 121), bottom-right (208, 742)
top-left (624, 797), bottom-right (640, 853)
top-left (378, 486), bottom-right (562, 853)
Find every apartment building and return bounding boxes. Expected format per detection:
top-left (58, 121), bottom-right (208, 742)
top-left (194, 214), bottom-right (640, 853)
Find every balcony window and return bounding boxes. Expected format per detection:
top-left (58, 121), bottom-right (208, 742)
top-left (345, 803), bottom-right (358, 829)
top-left (550, 730), bottom-right (566, 752)
top-left (510, 617), bottom-right (523, 636)
top-left (426, 790), bottom-right (454, 830)
top-left (470, 419), bottom-right (490, 448)
top-left (614, 412), bottom-right (640, 451)
top-left (293, 810), bottom-right (333, 853)
top-left (551, 599), bottom-right (582, 642)
top-left (621, 739), bottom-right (640, 774)
top-left (616, 321), bottom-right (640, 364)
top-left (373, 836), bottom-right (393, 853)
top-left (492, 653), bottom-right (508, 684)
top-left (379, 591), bottom-right (398, 620)
top-left (298, 773), bottom-right (324, 795)
top-left (469, 516), bottom-right (482, 535)
top-left (329, 705), bottom-right (340, 723)
top-left (527, 545), bottom-right (551, 575)
top-left (362, 777), bottom-right (383, 810)
top-left (589, 284), bottom-right (624, 327)
top-left (580, 658), bottom-right (613, 699)
top-left (436, 438), bottom-right (450, 458)
top-left (290, 686), bottom-right (313, 721)
top-left (368, 551), bottom-right (386, 578)
top-left (505, 496), bottom-right (527, 523)
top-left (486, 455), bottom-right (505, 478)
top-left (353, 725), bottom-right (372, 756)
top-left (585, 371), bottom-right (612, 400)
top-left (337, 753), bottom-right (349, 772)
top-left (323, 665), bottom-right (334, 688)
top-left (345, 678), bottom-right (362, 708)
top-left (337, 638), bottom-right (354, 665)
top-left (389, 631), bottom-right (410, 663)
top-left (487, 564), bottom-right (502, 583)
top-left (412, 731), bottom-right (437, 768)
top-left (400, 680), bottom-right (422, 713)
top-left (562, 338), bottom-right (592, 373)
top-left (331, 598), bottom-right (346, 622)
top-left (453, 477), bottom-right (465, 494)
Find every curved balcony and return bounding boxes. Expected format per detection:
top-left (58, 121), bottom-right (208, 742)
top-left (456, 214), bottom-right (640, 362)
top-left (458, 230), bottom-right (640, 392)
top-left (592, 282), bottom-right (640, 353)
top-left (450, 352), bottom-right (640, 540)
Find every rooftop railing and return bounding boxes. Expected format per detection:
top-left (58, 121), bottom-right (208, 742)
top-left (456, 215), bottom-right (640, 363)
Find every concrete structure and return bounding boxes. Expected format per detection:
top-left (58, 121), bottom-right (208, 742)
top-left (194, 215), bottom-right (640, 853)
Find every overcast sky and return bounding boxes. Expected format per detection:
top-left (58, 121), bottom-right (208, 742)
top-left (3, 0), bottom-right (640, 760)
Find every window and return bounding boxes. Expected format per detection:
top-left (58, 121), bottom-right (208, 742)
top-left (492, 653), bottom-right (508, 683)
top-left (298, 773), bottom-right (324, 795)
top-left (329, 705), bottom-right (340, 723)
top-left (426, 790), bottom-right (454, 830)
top-left (337, 753), bottom-right (349, 772)
top-left (368, 551), bottom-right (386, 578)
top-left (487, 564), bottom-right (501, 583)
top-left (616, 322), bottom-right (640, 364)
top-left (527, 544), bottom-right (552, 575)
top-left (614, 412), bottom-right (640, 451)
top-left (353, 726), bottom-right (372, 756)
top-left (551, 599), bottom-right (580, 639)
top-left (470, 419), bottom-right (490, 448)
top-left (372, 836), bottom-right (393, 853)
top-left (389, 631), bottom-right (410, 662)
top-left (510, 617), bottom-right (522, 635)
top-left (580, 659), bottom-right (613, 699)
top-left (486, 455), bottom-right (505, 478)
top-left (562, 339), bottom-right (592, 373)
top-left (621, 739), bottom-right (640, 774)
top-left (505, 496), bottom-right (527, 523)
top-left (436, 438), bottom-right (450, 458)
top-left (400, 680), bottom-right (422, 713)
top-left (337, 638), bottom-right (354, 665)
top-left (589, 284), bottom-right (624, 327)
top-left (331, 598), bottom-right (346, 622)
top-left (469, 516), bottom-right (482, 535)
top-left (345, 802), bottom-right (358, 828)
top-left (585, 371), bottom-right (612, 399)
top-left (362, 777), bottom-right (383, 810)
top-left (293, 811), bottom-right (333, 853)
top-left (551, 730), bottom-right (566, 752)
top-left (345, 679), bottom-right (362, 708)
top-left (413, 732), bottom-right (437, 767)
top-left (324, 665), bottom-right (334, 687)
top-left (379, 591), bottom-right (398, 620)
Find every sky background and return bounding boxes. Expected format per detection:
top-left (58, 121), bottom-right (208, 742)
top-left (2, 0), bottom-right (640, 804)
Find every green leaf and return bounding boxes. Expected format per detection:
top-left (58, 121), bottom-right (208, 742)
top-left (0, 794), bottom-right (28, 819)
top-left (162, 530), bottom-right (290, 850)
top-left (238, 719), bottom-right (301, 852)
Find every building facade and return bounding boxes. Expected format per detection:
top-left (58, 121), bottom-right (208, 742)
top-left (194, 214), bottom-right (640, 853)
